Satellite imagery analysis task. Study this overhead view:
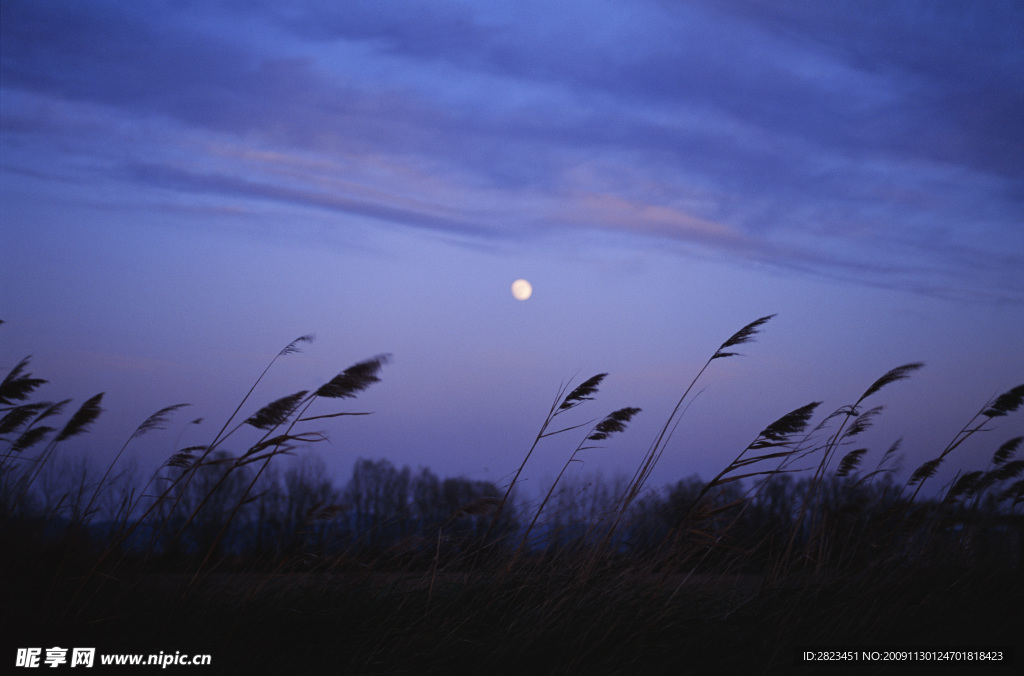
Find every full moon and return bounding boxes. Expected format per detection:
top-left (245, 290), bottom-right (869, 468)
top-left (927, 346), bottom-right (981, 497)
top-left (511, 278), bottom-right (532, 301)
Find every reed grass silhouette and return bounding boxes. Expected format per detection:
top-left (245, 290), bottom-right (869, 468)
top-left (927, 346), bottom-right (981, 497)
top-left (2, 318), bottom-right (1022, 674)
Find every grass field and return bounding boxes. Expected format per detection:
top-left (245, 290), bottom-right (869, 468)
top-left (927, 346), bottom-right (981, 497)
top-left (3, 317), bottom-right (1022, 673)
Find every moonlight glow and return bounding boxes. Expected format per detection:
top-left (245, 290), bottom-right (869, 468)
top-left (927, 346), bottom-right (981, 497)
top-left (511, 279), bottom-right (532, 300)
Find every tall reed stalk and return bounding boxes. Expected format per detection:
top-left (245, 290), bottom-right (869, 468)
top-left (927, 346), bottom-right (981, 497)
top-left (511, 405), bottom-right (640, 566)
top-left (777, 362), bottom-right (923, 573)
top-left (478, 373), bottom-right (608, 557)
top-left (596, 315), bottom-right (776, 559)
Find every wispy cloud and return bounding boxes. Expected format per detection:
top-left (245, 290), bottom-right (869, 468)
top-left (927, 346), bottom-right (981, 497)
top-left (2, 0), bottom-right (1022, 302)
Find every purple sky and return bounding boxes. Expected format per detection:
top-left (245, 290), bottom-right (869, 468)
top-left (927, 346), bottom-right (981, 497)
top-left (2, 0), bottom-right (1022, 499)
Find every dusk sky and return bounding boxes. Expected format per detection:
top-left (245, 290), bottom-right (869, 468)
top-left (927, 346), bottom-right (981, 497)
top-left (2, 0), bottom-right (1022, 499)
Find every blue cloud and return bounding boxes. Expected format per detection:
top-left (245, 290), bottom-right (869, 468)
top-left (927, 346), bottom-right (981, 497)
top-left (2, 0), bottom-right (1021, 303)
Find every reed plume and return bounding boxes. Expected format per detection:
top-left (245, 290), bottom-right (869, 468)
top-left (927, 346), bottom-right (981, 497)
top-left (245, 391), bottom-right (309, 430)
top-left (835, 448), bottom-right (868, 478)
top-left (0, 356), bottom-right (47, 406)
top-left (55, 393), bottom-right (105, 443)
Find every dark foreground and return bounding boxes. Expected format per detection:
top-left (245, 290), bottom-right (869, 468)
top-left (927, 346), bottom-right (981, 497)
top-left (4, 551), bottom-right (1021, 675)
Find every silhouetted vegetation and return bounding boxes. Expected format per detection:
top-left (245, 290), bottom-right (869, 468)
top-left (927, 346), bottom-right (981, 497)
top-left (2, 318), bottom-right (1021, 673)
